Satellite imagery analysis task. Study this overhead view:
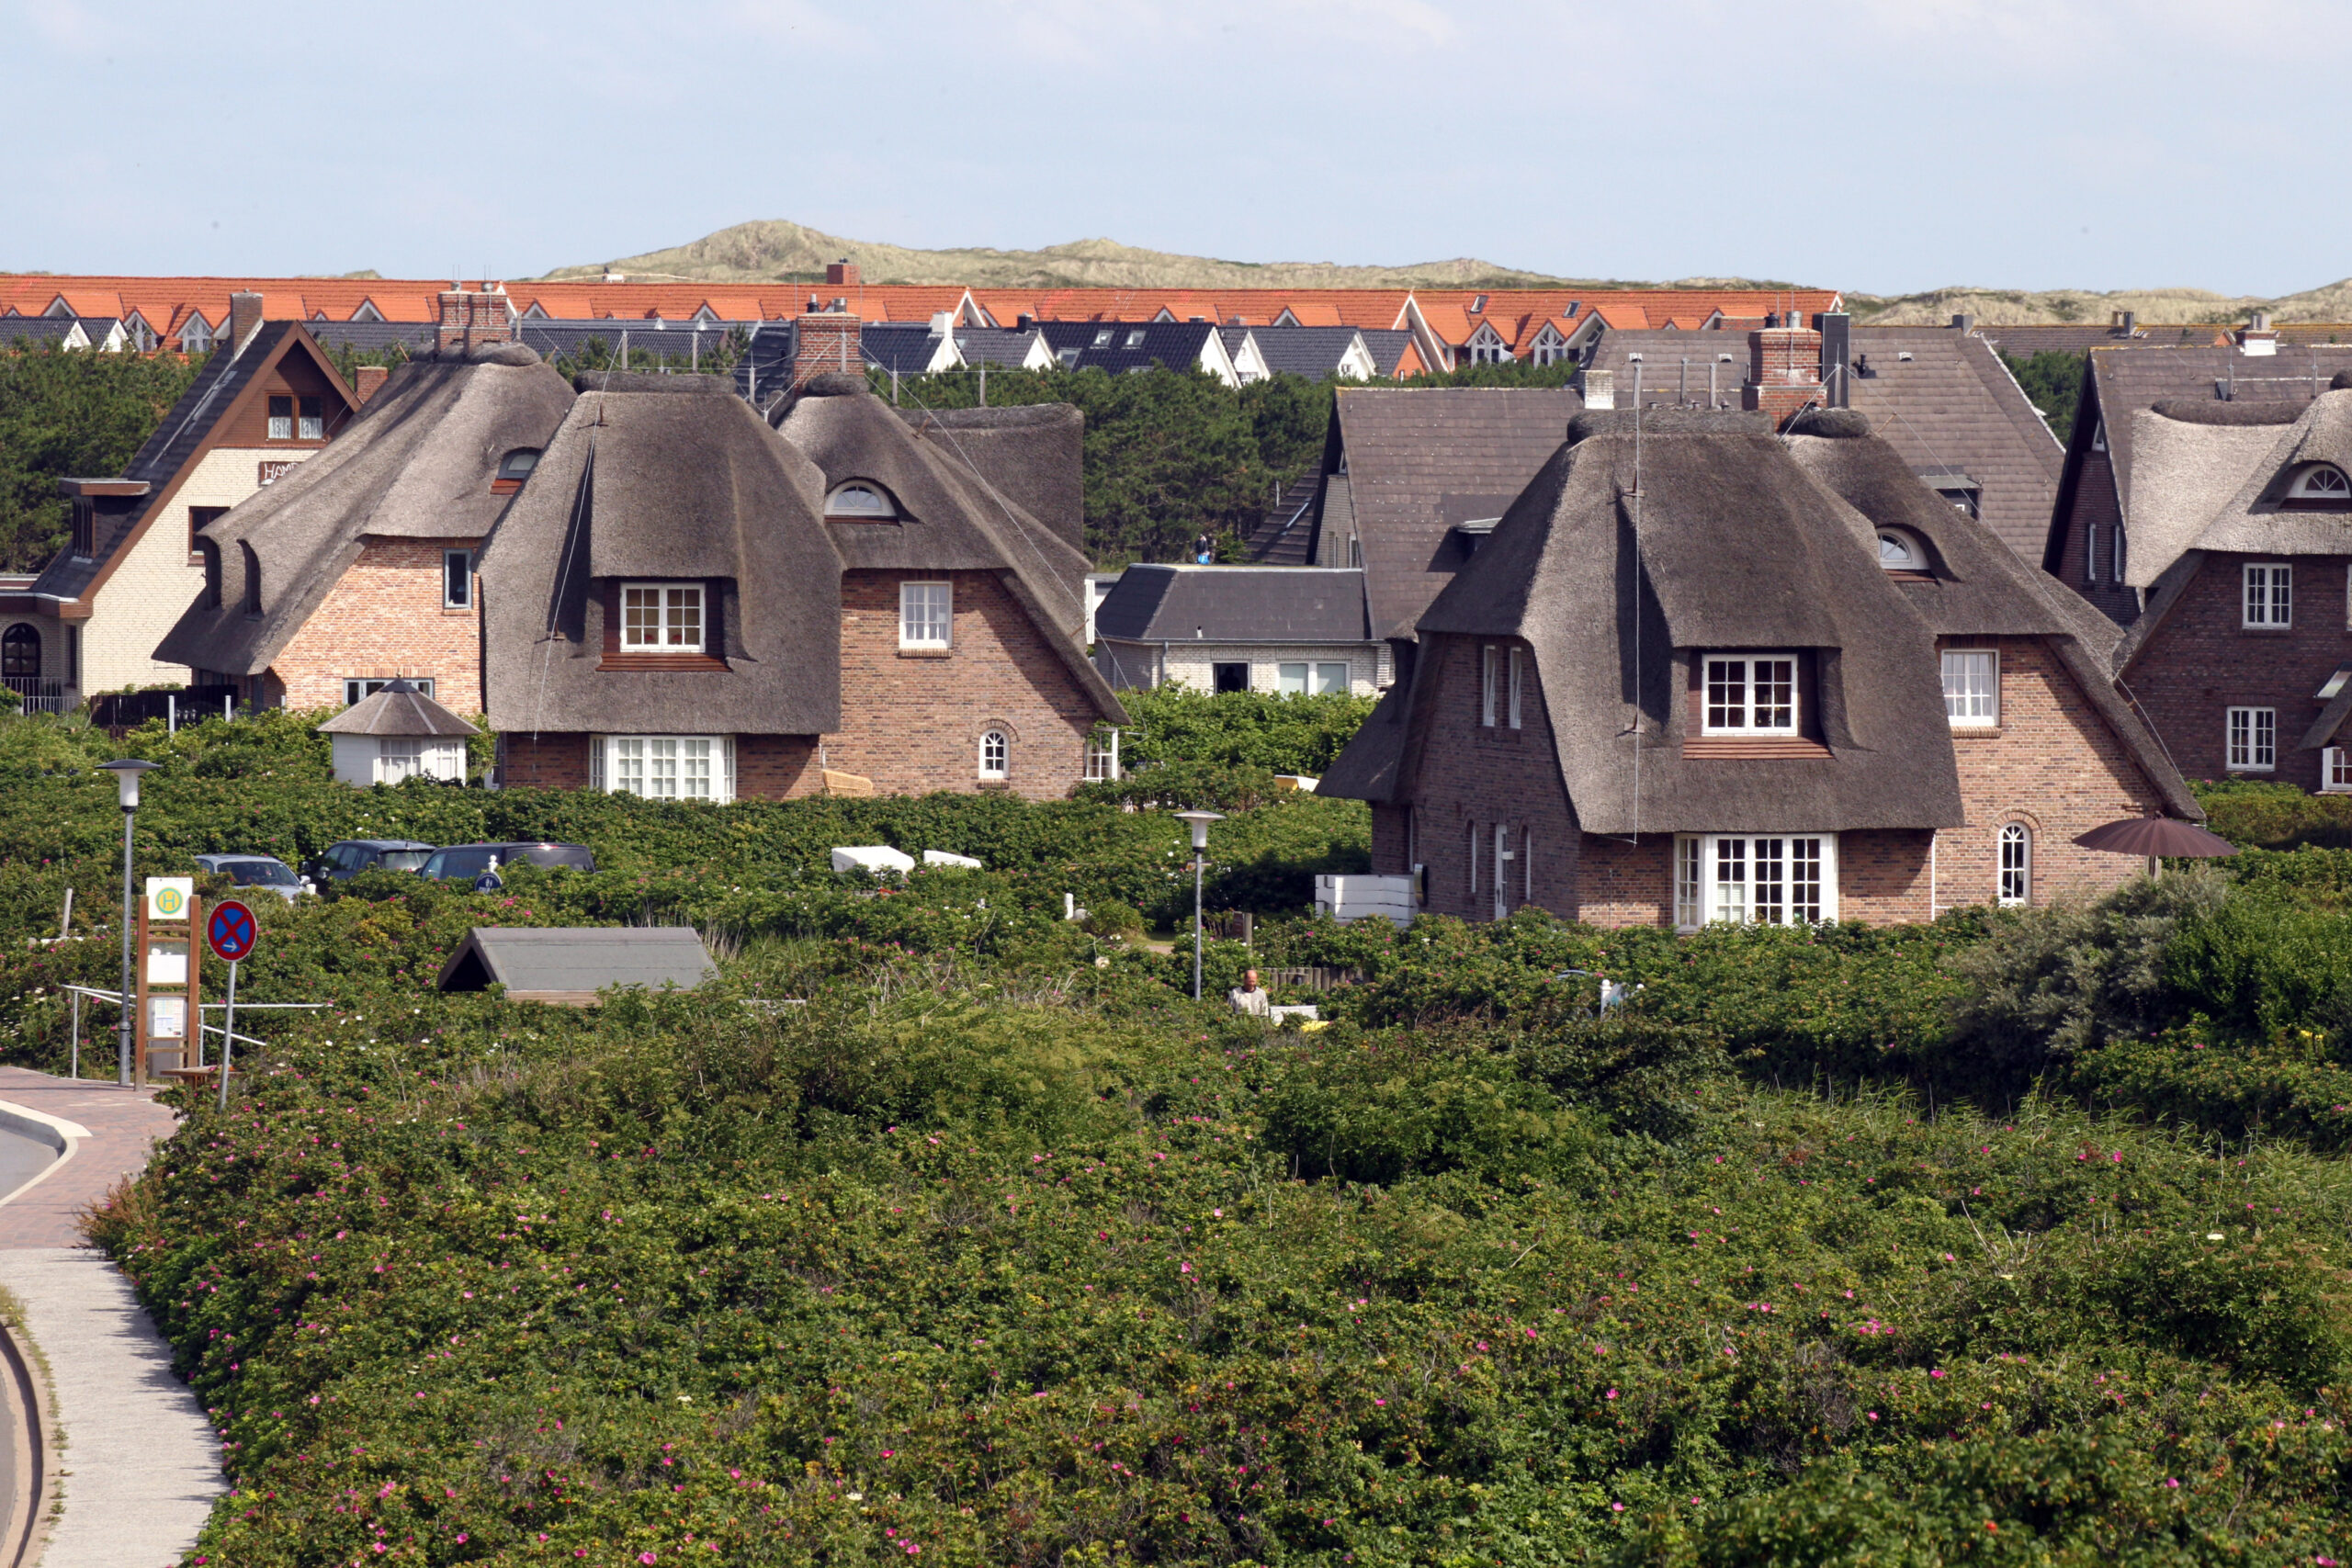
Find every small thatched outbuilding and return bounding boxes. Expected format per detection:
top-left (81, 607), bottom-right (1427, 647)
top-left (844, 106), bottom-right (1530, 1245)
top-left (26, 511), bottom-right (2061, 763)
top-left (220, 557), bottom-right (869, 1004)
top-left (316, 678), bottom-right (478, 786)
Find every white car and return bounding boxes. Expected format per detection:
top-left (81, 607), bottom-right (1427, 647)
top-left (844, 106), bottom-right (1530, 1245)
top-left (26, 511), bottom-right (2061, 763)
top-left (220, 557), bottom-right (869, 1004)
top-left (193, 853), bottom-right (311, 903)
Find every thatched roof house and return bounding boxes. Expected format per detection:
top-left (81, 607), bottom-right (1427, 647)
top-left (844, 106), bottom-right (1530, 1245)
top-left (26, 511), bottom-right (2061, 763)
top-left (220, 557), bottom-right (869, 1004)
top-left (1322, 406), bottom-right (2192, 929)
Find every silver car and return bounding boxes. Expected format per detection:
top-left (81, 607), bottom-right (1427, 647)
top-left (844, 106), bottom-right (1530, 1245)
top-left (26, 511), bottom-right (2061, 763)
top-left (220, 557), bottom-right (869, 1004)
top-left (193, 853), bottom-right (311, 903)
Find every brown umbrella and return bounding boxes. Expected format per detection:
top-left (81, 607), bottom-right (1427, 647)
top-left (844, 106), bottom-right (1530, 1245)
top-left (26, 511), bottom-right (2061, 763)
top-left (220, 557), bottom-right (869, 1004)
top-left (2071, 818), bottom-right (2237, 857)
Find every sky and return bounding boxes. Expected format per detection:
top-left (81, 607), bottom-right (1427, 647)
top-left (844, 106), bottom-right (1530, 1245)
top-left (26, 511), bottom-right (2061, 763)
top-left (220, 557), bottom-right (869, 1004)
top-left (7, 0), bottom-right (2348, 298)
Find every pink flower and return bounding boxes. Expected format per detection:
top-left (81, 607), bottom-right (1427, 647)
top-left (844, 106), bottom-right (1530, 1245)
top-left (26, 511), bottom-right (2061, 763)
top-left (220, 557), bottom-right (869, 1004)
top-left (641, 1555), bottom-right (659, 1565)
top-left (1374, 1398), bottom-right (1386, 1406)
top-left (1605, 1389), bottom-right (1619, 1400)
top-left (1611, 1502), bottom-right (1624, 1512)
top-left (2165, 1478), bottom-right (2180, 1489)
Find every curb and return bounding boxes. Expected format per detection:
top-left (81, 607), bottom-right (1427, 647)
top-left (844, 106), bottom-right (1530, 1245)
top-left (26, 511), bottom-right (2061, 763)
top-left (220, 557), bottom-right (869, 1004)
top-left (0, 1319), bottom-right (48, 1568)
top-left (0, 1102), bottom-right (88, 1220)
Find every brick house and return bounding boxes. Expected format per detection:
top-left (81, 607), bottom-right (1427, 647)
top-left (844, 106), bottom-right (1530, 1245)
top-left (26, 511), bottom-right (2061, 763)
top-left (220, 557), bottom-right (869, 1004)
top-left (2, 297), bottom-right (358, 711)
top-left (1319, 402), bottom-right (2196, 929)
top-left (480, 361), bottom-right (1123, 803)
top-left (2113, 385), bottom-right (2352, 794)
top-left (153, 290), bottom-right (576, 713)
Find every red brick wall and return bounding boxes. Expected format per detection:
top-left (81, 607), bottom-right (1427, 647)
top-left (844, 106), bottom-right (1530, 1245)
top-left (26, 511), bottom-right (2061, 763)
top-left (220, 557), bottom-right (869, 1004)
top-left (2052, 448), bottom-right (2139, 624)
top-left (501, 732), bottom-right (820, 800)
top-left (793, 314), bottom-right (862, 389)
top-left (502, 732), bottom-right (588, 791)
top-left (1577, 833), bottom-right (1671, 927)
top-left (825, 570), bottom-right (1101, 800)
top-left (2123, 552), bottom-right (2352, 795)
top-left (1743, 326), bottom-right (1825, 427)
top-left (1839, 829), bottom-right (1934, 923)
top-left (268, 536), bottom-right (481, 711)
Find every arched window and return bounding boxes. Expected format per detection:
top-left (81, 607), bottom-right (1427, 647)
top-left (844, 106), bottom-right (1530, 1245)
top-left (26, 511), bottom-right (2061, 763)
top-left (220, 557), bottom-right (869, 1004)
top-left (978, 728), bottom-right (1009, 780)
top-left (1, 624), bottom-right (39, 679)
top-left (826, 481), bottom-right (898, 521)
top-left (1878, 530), bottom-right (1925, 570)
top-left (2289, 464), bottom-right (2351, 503)
top-left (1997, 823), bottom-right (2031, 908)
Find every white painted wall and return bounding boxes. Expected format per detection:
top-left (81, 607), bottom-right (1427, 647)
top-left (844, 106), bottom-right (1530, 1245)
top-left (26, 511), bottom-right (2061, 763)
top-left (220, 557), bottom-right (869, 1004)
top-left (1097, 640), bottom-right (1384, 696)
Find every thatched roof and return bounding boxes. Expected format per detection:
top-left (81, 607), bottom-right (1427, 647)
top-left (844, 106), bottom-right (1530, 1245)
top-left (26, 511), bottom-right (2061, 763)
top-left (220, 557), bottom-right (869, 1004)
top-left (154, 343), bottom-right (576, 675)
top-left (894, 402), bottom-right (1084, 555)
top-left (315, 679), bottom-right (478, 738)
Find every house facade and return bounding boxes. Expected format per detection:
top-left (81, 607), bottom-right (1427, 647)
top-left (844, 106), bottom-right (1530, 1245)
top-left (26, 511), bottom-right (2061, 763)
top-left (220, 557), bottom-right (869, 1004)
top-left (1091, 565), bottom-right (1388, 696)
top-left (153, 291), bottom-right (577, 714)
top-left (2, 302), bottom-right (359, 710)
top-left (1321, 399), bottom-right (2195, 929)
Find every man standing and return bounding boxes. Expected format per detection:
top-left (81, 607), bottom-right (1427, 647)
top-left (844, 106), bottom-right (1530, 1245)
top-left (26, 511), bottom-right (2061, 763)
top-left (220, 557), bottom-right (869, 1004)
top-left (1227, 967), bottom-right (1270, 1016)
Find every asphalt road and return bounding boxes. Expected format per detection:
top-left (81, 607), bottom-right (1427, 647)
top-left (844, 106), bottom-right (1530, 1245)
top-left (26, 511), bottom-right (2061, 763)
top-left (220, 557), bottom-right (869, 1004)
top-left (0, 1131), bottom-right (52, 1215)
top-left (0, 1123), bottom-right (53, 1564)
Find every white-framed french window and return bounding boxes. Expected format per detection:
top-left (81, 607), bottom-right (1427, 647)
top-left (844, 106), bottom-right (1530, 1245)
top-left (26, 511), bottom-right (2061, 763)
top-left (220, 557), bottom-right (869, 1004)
top-left (1672, 833), bottom-right (1837, 931)
top-left (900, 581), bottom-right (952, 649)
top-left (1492, 823), bottom-right (1513, 920)
top-left (594, 735), bottom-right (734, 803)
top-left (343, 676), bottom-right (434, 705)
top-left (1507, 648), bottom-right (1523, 728)
top-left (1997, 823), bottom-right (2031, 908)
top-left (621, 582), bottom-right (705, 651)
top-left (1701, 653), bottom-right (1798, 735)
top-left (1083, 728), bottom-right (1120, 782)
top-left (1480, 645), bottom-right (1498, 727)
top-left (2243, 563), bottom-right (2291, 627)
top-left (2226, 706), bottom-right (2277, 772)
top-left (978, 728), bottom-right (1010, 780)
top-left (1522, 829), bottom-right (1534, 906)
top-left (1466, 822), bottom-right (1479, 896)
top-left (443, 548), bottom-right (473, 610)
top-left (2325, 746), bottom-right (2352, 793)
top-left (2112, 526), bottom-right (2126, 583)
top-left (1941, 649), bottom-right (1998, 728)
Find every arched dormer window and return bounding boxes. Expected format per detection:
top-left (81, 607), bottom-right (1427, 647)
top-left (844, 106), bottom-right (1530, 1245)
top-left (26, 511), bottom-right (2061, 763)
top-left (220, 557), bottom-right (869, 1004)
top-left (2288, 464), bottom-right (2352, 506)
top-left (198, 540), bottom-right (222, 609)
top-left (825, 481), bottom-right (899, 522)
top-left (492, 448), bottom-right (540, 495)
top-left (1877, 530), bottom-right (1927, 571)
top-left (239, 542), bottom-right (263, 615)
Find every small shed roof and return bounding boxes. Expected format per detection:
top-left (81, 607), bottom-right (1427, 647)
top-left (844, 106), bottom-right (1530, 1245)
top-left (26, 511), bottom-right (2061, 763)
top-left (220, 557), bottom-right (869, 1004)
top-left (435, 927), bottom-right (716, 1005)
top-left (316, 679), bottom-right (480, 737)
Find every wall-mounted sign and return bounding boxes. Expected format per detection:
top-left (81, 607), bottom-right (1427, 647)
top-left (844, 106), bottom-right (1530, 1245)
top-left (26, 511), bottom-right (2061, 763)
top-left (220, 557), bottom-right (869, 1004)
top-left (145, 877), bottom-right (194, 921)
top-left (258, 460), bottom-right (295, 486)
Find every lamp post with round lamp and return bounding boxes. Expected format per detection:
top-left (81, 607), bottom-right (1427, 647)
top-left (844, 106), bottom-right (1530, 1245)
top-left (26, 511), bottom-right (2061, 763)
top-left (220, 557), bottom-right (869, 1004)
top-left (97, 760), bottom-right (157, 1088)
top-left (1171, 811), bottom-right (1225, 1002)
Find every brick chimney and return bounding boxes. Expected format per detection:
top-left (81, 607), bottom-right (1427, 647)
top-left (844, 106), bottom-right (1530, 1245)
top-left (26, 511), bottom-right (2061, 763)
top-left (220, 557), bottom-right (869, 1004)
top-left (229, 290), bottom-right (264, 353)
top-left (352, 365), bottom-right (390, 404)
top-left (435, 285), bottom-right (514, 355)
top-left (825, 259), bottom-right (860, 289)
top-left (1743, 319), bottom-right (1825, 429)
top-left (791, 299), bottom-right (862, 390)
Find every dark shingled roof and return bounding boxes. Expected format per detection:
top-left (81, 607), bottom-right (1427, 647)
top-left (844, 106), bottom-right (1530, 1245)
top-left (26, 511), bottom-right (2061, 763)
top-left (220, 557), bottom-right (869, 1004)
top-left (154, 343), bottom-right (577, 676)
top-left (477, 374), bottom-right (843, 738)
top-left (436, 926), bottom-right (716, 1004)
top-left (1095, 566), bottom-right (1371, 643)
top-left (315, 679), bottom-right (480, 738)
top-left (1322, 410), bottom-right (2197, 828)
top-left (1220, 326), bottom-right (1375, 380)
top-left (1327, 387), bottom-right (1585, 638)
top-left (1359, 329), bottom-right (1415, 378)
top-left (1036, 320), bottom-right (1221, 377)
top-left (953, 327), bottom-right (1048, 367)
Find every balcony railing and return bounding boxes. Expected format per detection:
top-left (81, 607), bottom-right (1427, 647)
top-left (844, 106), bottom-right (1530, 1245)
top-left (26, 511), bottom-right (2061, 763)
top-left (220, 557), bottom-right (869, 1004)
top-left (2, 677), bottom-right (67, 715)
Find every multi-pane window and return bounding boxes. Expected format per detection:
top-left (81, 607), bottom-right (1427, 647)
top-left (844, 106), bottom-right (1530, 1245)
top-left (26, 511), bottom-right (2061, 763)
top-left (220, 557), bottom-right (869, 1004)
top-left (443, 549), bottom-right (473, 609)
top-left (267, 396), bottom-right (293, 440)
top-left (621, 583), bottom-right (704, 652)
top-left (343, 677), bottom-right (435, 705)
top-left (1702, 654), bottom-right (1797, 734)
top-left (900, 581), bottom-right (952, 649)
top-left (1277, 661), bottom-right (1351, 696)
top-left (1083, 729), bottom-right (1120, 782)
top-left (1997, 824), bottom-right (2031, 908)
top-left (299, 396), bottom-right (324, 440)
top-left (1674, 834), bottom-right (1834, 930)
top-left (1507, 648), bottom-right (1523, 728)
top-left (1480, 645), bottom-right (1498, 727)
top-left (2244, 563), bottom-right (2292, 627)
top-left (603, 736), bottom-right (728, 802)
top-left (978, 729), bottom-right (1009, 780)
top-left (1942, 649), bottom-right (1998, 727)
top-left (2226, 706), bottom-right (2277, 772)
top-left (1674, 831), bottom-right (1834, 931)
top-left (2326, 746), bottom-right (2352, 793)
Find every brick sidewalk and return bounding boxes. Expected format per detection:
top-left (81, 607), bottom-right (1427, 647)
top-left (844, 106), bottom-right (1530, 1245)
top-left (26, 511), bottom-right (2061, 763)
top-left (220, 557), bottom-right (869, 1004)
top-left (0, 1066), bottom-right (177, 1250)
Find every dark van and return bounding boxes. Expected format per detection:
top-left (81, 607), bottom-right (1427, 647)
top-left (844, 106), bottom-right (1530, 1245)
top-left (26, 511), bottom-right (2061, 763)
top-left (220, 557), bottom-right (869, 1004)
top-left (416, 841), bottom-right (596, 881)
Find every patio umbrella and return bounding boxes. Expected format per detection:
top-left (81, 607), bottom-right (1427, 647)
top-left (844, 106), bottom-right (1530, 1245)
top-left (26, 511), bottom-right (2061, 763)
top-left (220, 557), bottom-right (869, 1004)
top-left (2072, 816), bottom-right (2236, 877)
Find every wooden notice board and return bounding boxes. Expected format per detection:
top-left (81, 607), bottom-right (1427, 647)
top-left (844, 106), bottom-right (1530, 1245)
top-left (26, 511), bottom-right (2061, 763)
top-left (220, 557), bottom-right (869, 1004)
top-left (134, 878), bottom-right (200, 1089)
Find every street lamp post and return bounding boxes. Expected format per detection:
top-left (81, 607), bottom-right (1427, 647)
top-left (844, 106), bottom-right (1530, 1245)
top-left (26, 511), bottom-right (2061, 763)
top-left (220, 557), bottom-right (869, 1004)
top-left (97, 761), bottom-right (157, 1088)
top-left (1171, 811), bottom-right (1225, 1003)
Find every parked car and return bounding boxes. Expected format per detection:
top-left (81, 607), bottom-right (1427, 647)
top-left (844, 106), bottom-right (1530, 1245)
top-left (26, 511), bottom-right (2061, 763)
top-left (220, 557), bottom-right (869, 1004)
top-left (193, 852), bottom-right (311, 903)
top-left (304, 840), bottom-right (436, 883)
top-left (415, 841), bottom-right (596, 882)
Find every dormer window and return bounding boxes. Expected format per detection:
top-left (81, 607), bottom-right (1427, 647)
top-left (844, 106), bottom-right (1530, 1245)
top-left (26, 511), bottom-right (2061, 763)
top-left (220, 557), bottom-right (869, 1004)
top-left (2288, 464), bottom-right (2352, 505)
top-left (268, 396), bottom-right (293, 440)
top-left (1877, 530), bottom-right (1926, 570)
top-left (621, 583), bottom-right (704, 652)
top-left (1702, 654), bottom-right (1798, 735)
top-left (178, 314), bottom-right (213, 354)
top-left (1125, 328), bottom-right (1147, 348)
top-left (825, 481), bottom-right (899, 521)
top-left (492, 448), bottom-right (539, 495)
top-left (1091, 329), bottom-right (1114, 348)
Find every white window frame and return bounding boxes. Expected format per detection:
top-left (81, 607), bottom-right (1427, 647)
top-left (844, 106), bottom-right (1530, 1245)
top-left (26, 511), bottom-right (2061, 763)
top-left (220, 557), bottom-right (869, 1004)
top-left (1877, 531), bottom-right (1924, 570)
top-left (2290, 465), bottom-right (2350, 502)
top-left (2085, 525), bottom-right (2098, 585)
top-left (1315, 661), bottom-right (1350, 696)
top-left (443, 548), bottom-right (473, 610)
top-left (594, 735), bottom-right (734, 804)
top-left (2243, 563), bottom-right (2292, 628)
top-left (1083, 728), bottom-right (1120, 782)
top-left (2345, 564), bottom-right (2352, 630)
top-left (1507, 648), bottom-right (1523, 728)
top-left (298, 396), bottom-right (325, 441)
top-left (343, 676), bottom-right (434, 705)
top-left (825, 481), bottom-right (896, 520)
top-left (1941, 649), bottom-right (1999, 728)
top-left (1276, 662), bottom-right (1310, 696)
top-left (1673, 833), bottom-right (1838, 931)
top-left (620, 582), bottom-right (706, 652)
top-left (1466, 822), bottom-right (1479, 897)
top-left (1492, 823), bottom-right (1513, 921)
top-left (978, 728), bottom-right (1009, 780)
top-left (2325, 746), bottom-right (2352, 794)
top-left (1480, 644), bottom-right (1498, 727)
top-left (2112, 526), bottom-right (2126, 583)
top-left (2226, 706), bottom-right (2277, 773)
top-left (1701, 652), bottom-right (1799, 736)
top-left (267, 396), bottom-right (293, 440)
top-left (1997, 823), bottom-right (2031, 908)
top-left (900, 581), bottom-right (952, 649)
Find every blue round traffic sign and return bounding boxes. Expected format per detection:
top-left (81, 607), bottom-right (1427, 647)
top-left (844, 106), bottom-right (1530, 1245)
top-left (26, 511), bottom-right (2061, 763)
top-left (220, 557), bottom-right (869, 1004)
top-left (207, 900), bottom-right (258, 963)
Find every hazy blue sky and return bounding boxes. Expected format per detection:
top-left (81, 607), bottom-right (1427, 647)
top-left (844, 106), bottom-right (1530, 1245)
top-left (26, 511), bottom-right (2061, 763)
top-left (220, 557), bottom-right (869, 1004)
top-left (7, 0), bottom-right (2344, 297)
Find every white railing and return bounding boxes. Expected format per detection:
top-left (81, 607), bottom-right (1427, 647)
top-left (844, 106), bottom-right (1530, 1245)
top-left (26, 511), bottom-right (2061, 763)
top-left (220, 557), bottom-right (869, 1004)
top-left (2, 677), bottom-right (68, 715)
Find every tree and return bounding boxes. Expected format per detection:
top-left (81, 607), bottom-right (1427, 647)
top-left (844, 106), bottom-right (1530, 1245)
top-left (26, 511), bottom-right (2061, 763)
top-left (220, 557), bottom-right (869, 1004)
top-left (0, 344), bottom-right (209, 571)
top-left (2000, 349), bottom-right (2086, 445)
